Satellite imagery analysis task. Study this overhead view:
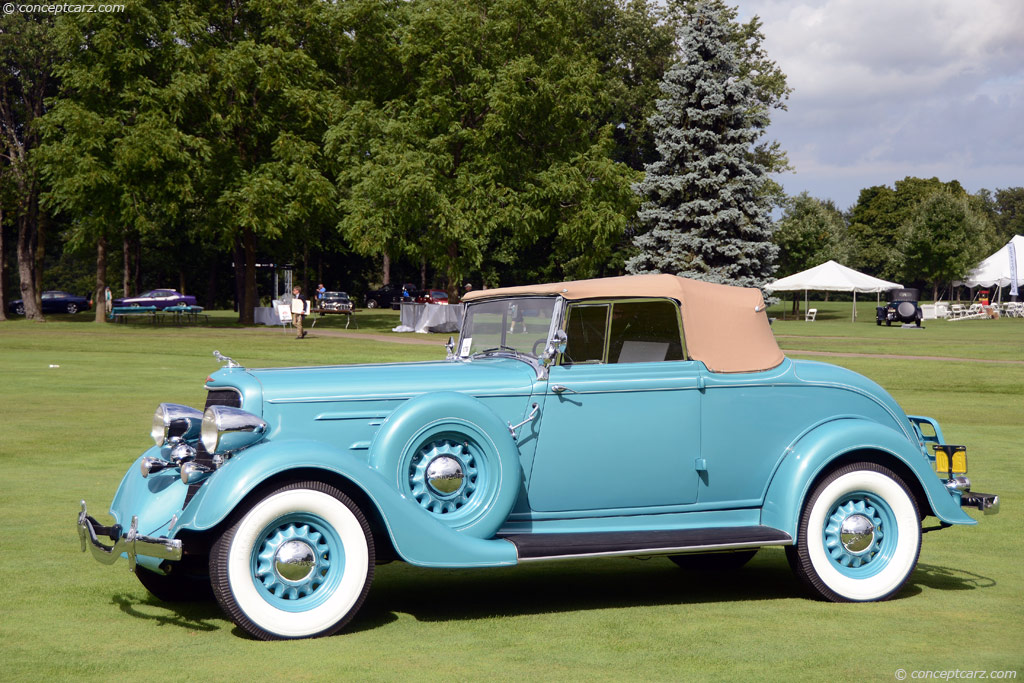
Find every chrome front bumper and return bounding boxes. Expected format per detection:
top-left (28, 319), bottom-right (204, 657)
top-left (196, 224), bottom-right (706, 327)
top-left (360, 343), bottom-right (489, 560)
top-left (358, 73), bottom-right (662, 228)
top-left (77, 501), bottom-right (183, 572)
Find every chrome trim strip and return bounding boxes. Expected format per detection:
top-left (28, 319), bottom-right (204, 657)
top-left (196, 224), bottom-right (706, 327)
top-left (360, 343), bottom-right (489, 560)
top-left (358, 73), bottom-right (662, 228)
top-left (77, 501), bottom-right (182, 571)
top-left (516, 538), bottom-right (791, 562)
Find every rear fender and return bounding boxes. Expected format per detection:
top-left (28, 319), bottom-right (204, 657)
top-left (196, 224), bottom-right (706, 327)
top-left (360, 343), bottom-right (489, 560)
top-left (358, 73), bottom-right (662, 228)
top-left (761, 418), bottom-right (975, 540)
top-left (174, 440), bottom-right (516, 568)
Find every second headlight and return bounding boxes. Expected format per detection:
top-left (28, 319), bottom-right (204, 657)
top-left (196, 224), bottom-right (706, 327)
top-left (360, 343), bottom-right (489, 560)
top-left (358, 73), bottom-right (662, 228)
top-left (201, 405), bottom-right (267, 455)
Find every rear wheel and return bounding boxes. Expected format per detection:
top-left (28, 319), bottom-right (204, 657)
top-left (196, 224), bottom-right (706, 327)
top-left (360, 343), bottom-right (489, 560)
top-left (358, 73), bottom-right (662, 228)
top-left (66, 303), bottom-right (79, 314)
top-left (786, 462), bottom-right (920, 602)
top-left (210, 481), bottom-right (374, 640)
top-left (365, 299), bottom-right (378, 309)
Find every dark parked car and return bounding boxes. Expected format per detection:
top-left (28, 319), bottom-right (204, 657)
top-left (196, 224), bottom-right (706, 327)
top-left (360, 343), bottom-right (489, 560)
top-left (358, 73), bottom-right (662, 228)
top-left (317, 291), bottom-right (353, 313)
top-left (876, 288), bottom-right (923, 327)
top-left (114, 289), bottom-right (197, 310)
top-left (364, 283), bottom-right (418, 310)
top-left (415, 289), bottom-right (449, 305)
top-left (7, 290), bottom-right (91, 315)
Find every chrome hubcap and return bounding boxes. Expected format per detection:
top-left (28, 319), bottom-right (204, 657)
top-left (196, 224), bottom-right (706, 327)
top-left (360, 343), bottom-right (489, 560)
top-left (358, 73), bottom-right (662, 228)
top-left (425, 455), bottom-right (464, 495)
top-left (409, 439), bottom-right (479, 514)
top-left (274, 540), bottom-right (316, 583)
top-left (839, 514), bottom-right (875, 554)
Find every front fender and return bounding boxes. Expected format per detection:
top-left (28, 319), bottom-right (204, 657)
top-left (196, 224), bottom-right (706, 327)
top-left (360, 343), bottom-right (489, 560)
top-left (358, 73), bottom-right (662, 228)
top-left (761, 417), bottom-right (976, 539)
top-left (174, 439), bottom-right (517, 568)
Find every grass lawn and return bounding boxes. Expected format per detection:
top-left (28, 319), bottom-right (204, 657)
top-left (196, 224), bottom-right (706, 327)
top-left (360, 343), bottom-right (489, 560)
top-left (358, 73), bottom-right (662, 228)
top-left (0, 308), bottom-right (1021, 681)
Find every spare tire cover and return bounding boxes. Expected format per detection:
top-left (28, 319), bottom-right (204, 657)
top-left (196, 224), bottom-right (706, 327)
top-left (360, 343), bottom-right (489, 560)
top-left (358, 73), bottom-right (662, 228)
top-left (897, 301), bottom-right (916, 320)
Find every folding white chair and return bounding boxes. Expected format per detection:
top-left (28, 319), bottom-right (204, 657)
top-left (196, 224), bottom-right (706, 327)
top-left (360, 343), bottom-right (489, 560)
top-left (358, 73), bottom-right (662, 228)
top-left (805, 308), bottom-right (817, 322)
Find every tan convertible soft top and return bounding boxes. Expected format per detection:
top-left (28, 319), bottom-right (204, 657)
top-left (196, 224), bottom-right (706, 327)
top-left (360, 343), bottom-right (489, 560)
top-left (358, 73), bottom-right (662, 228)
top-left (462, 274), bottom-right (784, 373)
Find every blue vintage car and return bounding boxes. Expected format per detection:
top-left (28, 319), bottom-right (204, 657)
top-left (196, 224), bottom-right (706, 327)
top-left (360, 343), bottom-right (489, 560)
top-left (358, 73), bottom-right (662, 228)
top-left (77, 274), bottom-right (998, 640)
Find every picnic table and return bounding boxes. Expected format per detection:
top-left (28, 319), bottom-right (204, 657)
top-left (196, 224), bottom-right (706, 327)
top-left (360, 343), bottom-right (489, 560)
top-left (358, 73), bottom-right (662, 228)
top-left (110, 305), bottom-right (207, 324)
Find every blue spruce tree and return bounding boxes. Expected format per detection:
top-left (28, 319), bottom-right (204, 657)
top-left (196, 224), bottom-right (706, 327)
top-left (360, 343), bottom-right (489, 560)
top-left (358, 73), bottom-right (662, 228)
top-left (627, 2), bottom-right (778, 289)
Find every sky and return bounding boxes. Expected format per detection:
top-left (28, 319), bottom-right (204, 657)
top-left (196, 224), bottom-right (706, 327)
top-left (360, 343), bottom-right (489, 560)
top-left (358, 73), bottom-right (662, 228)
top-left (734, 0), bottom-right (1024, 210)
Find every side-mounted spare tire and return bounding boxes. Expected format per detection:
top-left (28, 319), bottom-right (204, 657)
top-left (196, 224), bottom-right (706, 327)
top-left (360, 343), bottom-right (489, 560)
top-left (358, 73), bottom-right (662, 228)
top-left (369, 392), bottom-right (522, 539)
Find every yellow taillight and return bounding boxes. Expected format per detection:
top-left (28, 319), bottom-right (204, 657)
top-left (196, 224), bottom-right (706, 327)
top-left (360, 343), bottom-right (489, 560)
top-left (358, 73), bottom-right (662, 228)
top-left (933, 445), bottom-right (968, 477)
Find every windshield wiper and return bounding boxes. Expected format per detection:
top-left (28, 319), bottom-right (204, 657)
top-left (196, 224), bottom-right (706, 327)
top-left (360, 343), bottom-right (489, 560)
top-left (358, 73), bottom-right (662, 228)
top-left (474, 345), bottom-right (521, 358)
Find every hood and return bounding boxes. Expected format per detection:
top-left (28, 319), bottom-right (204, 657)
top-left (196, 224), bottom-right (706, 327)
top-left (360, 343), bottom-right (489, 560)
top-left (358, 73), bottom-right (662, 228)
top-left (206, 358), bottom-right (538, 408)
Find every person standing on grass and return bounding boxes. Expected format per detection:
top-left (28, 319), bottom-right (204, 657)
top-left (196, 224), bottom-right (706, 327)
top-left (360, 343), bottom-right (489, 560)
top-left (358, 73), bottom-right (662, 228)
top-left (104, 286), bottom-right (112, 317)
top-left (291, 286), bottom-right (308, 339)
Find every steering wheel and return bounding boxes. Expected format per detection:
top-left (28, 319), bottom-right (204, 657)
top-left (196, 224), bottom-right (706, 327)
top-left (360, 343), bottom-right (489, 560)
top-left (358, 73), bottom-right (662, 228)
top-left (531, 338), bottom-right (548, 356)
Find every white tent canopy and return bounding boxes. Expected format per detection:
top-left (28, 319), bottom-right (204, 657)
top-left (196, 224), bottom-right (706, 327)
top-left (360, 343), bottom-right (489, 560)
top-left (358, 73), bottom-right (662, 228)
top-left (765, 260), bottom-right (902, 321)
top-left (954, 235), bottom-right (1023, 294)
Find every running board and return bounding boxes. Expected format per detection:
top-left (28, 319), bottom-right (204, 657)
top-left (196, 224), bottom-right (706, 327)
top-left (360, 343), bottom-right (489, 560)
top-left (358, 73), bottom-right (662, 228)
top-left (499, 526), bottom-right (792, 562)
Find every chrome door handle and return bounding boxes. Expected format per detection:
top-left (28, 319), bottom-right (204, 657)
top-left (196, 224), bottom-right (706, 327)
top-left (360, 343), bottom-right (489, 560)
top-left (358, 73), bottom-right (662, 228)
top-left (551, 384), bottom-right (576, 394)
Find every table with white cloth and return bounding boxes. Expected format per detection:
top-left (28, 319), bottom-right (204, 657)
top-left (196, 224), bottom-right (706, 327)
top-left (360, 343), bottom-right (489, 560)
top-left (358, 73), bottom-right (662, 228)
top-left (393, 303), bottom-right (465, 333)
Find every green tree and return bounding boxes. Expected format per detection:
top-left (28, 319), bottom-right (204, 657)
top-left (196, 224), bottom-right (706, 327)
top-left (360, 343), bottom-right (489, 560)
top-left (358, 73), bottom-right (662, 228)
top-left (775, 192), bottom-right (850, 275)
top-left (976, 187), bottom-right (1024, 246)
top-left (328, 0), bottom-right (639, 295)
top-left (39, 0), bottom-right (207, 322)
top-left (185, 0), bottom-right (340, 322)
top-left (0, 13), bottom-right (57, 321)
top-left (627, 1), bottom-right (778, 290)
top-left (848, 176), bottom-right (968, 278)
top-left (893, 191), bottom-right (995, 301)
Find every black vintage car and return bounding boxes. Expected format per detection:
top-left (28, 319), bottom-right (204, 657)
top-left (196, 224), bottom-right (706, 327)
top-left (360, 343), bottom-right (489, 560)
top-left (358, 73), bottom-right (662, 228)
top-left (876, 288), bottom-right (923, 327)
top-left (7, 290), bottom-right (92, 315)
top-left (317, 291), bottom-right (353, 313)
top-left (364, 283), bottom-right (419, 310)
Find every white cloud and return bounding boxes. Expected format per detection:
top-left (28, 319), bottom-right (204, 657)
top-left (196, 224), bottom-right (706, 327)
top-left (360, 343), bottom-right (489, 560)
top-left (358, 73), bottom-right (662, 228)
top-left (736, 0), bottom-right (1024, 207)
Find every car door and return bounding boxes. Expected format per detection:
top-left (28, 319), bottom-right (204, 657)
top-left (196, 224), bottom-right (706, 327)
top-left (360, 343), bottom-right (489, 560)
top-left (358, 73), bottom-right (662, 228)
top-left (527, 299), bottom-right (702, 512)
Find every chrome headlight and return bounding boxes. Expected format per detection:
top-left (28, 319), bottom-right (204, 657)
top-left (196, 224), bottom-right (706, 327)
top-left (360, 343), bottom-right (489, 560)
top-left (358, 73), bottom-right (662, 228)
top-left (151, 404), bottom-right (204, 446)
top-left (201, 405), bottom-right (267, 455)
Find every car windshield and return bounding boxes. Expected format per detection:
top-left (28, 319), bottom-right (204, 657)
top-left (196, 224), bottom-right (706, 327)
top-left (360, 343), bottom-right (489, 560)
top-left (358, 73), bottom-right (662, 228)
top-left (459, 297), bottom-right (557, 358)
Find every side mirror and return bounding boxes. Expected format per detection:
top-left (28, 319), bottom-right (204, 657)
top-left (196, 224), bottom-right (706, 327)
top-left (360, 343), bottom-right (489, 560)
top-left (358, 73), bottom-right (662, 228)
top-left (541, 329), bottom-right (568, 366)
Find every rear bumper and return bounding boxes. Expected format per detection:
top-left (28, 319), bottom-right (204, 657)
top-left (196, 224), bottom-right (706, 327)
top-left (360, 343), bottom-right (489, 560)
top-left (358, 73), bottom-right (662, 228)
top-left (77, 500), bottom-right (182, 571)
top-left (960, 491), bottom-right (999, 515)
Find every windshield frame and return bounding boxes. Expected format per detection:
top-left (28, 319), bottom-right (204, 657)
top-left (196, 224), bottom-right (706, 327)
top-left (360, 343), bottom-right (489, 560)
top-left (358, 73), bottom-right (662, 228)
top-left (457, 295), bottom-right (563, 368)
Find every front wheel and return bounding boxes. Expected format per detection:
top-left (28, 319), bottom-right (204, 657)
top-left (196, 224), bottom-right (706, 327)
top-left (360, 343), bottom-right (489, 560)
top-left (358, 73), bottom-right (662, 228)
top-left (365, 299), bottom-right (378, 309)
top-left (786, 462), bottom-right (920, 602)
top-left (210, 481), bottom-right (374, 640)
top-left (66, 303), bottom-right (79, 314)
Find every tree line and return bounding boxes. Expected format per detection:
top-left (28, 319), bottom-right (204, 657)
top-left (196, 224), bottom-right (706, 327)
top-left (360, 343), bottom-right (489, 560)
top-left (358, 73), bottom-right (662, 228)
top-left (2, 0), bottom-right (1020, 324)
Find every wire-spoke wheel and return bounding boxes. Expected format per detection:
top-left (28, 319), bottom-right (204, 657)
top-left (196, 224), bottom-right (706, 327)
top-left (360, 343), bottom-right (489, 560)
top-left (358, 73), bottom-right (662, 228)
top-left (787, 462), bottom-right (920, 602)
top-left (210, 481), bottom-right (374, 640)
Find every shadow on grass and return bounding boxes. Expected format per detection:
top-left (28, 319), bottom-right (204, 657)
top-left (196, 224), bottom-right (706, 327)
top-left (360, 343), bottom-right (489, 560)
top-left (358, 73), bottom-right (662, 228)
top-left (910, 563), bottom-right (997, 591)
top-left (108, 556), bottom-right (997, 637)
top-left (113, 593), bottom-right (223, 632)
top-left (353, 553), bottom-right (802, 630)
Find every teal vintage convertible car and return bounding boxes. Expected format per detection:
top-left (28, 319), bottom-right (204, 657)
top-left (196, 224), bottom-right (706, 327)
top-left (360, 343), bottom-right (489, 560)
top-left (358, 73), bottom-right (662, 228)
top-left (77, 274), bottom-right (998, 640)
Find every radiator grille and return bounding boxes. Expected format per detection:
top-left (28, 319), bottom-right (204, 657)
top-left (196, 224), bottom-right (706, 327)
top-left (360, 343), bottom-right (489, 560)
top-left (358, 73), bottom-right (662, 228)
top-left (204, 389), bottom-right (241, 409)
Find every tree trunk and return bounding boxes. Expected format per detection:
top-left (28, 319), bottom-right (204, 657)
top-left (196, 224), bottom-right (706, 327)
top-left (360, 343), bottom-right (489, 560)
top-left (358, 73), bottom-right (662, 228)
top-left (382, 252), bottom-right (391, 286)
top-left (445, 241), bottom-right (459, 301)
top-left (933, 282), bottom-right (939, 302)
top-left (123, 234), bottom-right (131, 298)
top-left (241, 227), bottom-right (257, 324)
top-left (420, 256), bottom-right (427, 290)
top-left (16, 201), bottom-right (43, 321)
top-left (179, 270), bottom-right (186, 295)
top-left (94, 236), bottom-right (108, 323)
top-left (0, 206), bottom-right (6, 322)
top-left (232, 238), bottom-right (244, 313)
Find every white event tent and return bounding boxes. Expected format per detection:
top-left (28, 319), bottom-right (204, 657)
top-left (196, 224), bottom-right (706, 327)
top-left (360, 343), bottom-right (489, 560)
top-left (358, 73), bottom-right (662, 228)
top-left (765, 260), bottom-right (902, 321)
top-left (953, 235), bottom-right (1023, 298)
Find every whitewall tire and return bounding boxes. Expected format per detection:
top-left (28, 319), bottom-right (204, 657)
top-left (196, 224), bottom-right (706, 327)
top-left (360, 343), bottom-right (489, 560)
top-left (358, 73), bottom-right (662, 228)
top-left (210, 481), bottom-right (374, 640)
top-left (787, 462), bottom-right (921, 602)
